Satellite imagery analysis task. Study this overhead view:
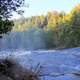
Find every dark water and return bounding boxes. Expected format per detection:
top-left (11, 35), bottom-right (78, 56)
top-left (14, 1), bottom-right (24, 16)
top-left (0, 48), bottom-right (80, 80)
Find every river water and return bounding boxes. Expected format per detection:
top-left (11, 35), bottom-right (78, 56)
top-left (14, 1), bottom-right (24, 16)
top-left (0, 48), bottom-right (80, 80)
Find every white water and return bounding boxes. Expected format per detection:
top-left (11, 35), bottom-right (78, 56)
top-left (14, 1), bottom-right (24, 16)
top-left (0, 48), bottom-right (80, 80)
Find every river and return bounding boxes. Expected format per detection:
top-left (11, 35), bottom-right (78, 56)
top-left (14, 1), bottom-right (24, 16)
top-left (0, 47), bottom-right (80, 80)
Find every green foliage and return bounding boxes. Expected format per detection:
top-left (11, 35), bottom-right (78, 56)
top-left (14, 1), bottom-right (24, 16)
top-left (12, 4), bottom-right (80, 49)
top-left (0, 19), bottom-right (14, 38)
top-left (0, 0), bottom-right (25, 38)
top-left (44, 30), bottom-right (56, 49)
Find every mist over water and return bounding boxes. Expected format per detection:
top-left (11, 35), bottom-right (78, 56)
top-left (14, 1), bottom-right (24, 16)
top-left (0, 28), bottom-right (46, 50)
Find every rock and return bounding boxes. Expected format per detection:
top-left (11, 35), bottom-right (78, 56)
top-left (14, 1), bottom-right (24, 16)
top-left (0, 74), bottom-right (12, 80)
top-left (0, 58), bottom-right (40, 80)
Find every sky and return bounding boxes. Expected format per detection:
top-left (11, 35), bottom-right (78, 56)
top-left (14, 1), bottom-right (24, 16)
top-left (13, 0), bottom-right (80, 19)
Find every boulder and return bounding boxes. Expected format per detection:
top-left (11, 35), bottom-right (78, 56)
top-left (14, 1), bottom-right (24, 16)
top-left (0, 58), bottom-right (40, 80)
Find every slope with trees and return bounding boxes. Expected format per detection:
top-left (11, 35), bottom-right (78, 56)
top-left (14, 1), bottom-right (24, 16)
top-left (3, 4), bottom-right (80, 49)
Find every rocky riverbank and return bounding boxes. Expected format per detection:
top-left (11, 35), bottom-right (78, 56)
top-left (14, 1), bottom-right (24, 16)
top-left (0, 58), bottom-right (39, 80)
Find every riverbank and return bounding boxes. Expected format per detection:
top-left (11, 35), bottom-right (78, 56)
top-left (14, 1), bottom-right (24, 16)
top-left (0, 58), bottom-right (39, 80)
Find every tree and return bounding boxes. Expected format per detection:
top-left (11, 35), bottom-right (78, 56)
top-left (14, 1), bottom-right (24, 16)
top-left (0, 0), bottom-right (25, 38)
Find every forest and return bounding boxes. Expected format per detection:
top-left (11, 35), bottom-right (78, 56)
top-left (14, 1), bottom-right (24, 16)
top-left (1, 4), bottom-right (80, 50)
top-left (10, 4), bottom-right (80, 49)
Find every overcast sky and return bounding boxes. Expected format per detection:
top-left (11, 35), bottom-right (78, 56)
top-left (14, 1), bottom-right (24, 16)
top-left (13, 0), bottom-right (80, 19)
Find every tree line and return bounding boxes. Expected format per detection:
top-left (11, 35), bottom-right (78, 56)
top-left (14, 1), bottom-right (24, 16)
top-left (1, 4), bottom-right (80, 49)
top-left (11, 4), bottom-right (80, 49)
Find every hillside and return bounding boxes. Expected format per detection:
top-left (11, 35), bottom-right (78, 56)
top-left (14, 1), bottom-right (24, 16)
top-left (1, 4), bottom-right (80, 50)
